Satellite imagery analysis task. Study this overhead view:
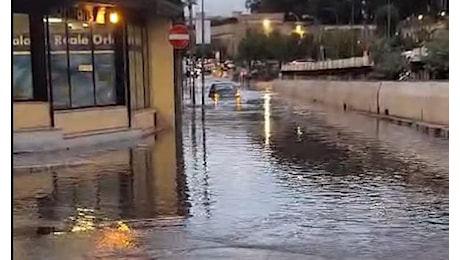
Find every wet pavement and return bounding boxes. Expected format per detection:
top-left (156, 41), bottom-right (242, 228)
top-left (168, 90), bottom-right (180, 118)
top-left (13, 82), bottom-right (448, 259)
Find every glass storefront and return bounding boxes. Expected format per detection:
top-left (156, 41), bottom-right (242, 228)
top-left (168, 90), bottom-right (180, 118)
top-left (12, 5), bottom-right (152, 112)
top-left (46, 10), bottom-right (118, 109)
top-left (13, 13), bottom-right (33, 100)
top-left (93, 23), bottom-right (117, 105)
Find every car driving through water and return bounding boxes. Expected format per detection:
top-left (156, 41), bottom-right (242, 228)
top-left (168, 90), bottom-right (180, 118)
top-left (208, 82), bottom-right (241, 103)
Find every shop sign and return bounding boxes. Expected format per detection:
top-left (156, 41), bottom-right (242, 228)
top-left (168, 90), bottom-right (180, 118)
top-left (12, 33), bottom-right (115, 52)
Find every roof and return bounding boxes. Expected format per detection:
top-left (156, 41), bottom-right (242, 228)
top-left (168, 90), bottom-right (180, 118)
top-left (13, 0), bottom-right (183, 16)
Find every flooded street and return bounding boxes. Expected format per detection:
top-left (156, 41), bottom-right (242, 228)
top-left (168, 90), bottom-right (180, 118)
top-left (13, 87), bottom-right (448, 259)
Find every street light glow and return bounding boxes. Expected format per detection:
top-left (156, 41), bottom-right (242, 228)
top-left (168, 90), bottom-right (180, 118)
top-left (295, 24), bottom-right (305, 38)
top-left (295, 24), bottom-right (302, 33)
top-left (417, 14), bottom-right (424, 21)
top-left (263, 19), bottom-right (271, 28)
top-left (262, 19), bottom-right (271, 35)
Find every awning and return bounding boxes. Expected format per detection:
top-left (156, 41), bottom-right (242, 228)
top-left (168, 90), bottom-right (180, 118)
top-left (13, 0), bottom-right (183, 16)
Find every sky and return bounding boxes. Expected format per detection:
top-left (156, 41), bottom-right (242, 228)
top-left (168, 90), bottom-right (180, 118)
top-left (192, 0), bottom-right (247, 16)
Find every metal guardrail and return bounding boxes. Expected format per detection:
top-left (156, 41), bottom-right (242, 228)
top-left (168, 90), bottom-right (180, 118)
top-left (281, 56), bottom-right (374, 72)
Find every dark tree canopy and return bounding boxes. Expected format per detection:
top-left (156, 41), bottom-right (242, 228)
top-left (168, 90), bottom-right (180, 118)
top-left (245, 0), bottom-right (448, 25)
top-left (423, 30), bottom-right (449, 79)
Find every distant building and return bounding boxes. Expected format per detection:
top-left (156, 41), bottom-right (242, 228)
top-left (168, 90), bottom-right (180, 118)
top-left (210, 12), bottom-right (376, 58)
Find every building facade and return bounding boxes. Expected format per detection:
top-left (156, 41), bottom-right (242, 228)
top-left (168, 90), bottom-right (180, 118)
top-left (211, 12), bottom-right (293, 58)
top-left (210, 12), bottom-right (376, 58)
top-left (13, 0), bottom-right (183, 144)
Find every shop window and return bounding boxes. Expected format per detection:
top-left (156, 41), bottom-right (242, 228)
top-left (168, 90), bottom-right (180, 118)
top-left (46, 9), bottom-right (119, 109)
top-left (93, 23), bottom-right (117, 105)
top-left (12, 13), bottom-right (33, 100)
top-left (47, 15), bottom-right (70, 108)
top-left (68, 20), bottom-right (94, 107)
top-left (127, 23), bottom-right (150, 111)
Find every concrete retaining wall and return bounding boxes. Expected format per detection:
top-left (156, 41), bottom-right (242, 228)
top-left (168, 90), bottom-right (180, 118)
top-left (272, 80), bottom-right (449, 125)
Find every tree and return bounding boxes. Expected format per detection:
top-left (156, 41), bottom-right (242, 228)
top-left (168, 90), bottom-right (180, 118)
top-left (245, 0), bottom-right (443, 25)
top-left (320, 29), bottom-right (364, 59)
top-left (370, 37), bottom-right (408, 79)
top-left (374, 4), bottom-right (400, 37)
top-left (237, 31), bottom-right (269, 62)
top-left (423, 30), bottom-right (448, 79)
top-left (288, 34), bottom-right (316, 60)
top-left (265, 31), bottom-right (287, 60)
top-left (400, 35), bottom-right (419, 50)
top-left (237, 30), bottom-right (315, 63)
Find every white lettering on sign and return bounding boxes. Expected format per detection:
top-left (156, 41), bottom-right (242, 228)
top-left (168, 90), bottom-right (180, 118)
top-left (54, 35), bottom-right (63, 45)
top-left (54, 34), bottom-right (91, 45)
top-left (12, 35), bottom-right (31, 46)
top-left (93, 34), bottom-right (114, 45)
top-left (13, 33), bottom-right (115, 48)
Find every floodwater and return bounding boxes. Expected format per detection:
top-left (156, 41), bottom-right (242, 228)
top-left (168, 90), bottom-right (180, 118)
top-left (13, 86), bottom-right (448, 259)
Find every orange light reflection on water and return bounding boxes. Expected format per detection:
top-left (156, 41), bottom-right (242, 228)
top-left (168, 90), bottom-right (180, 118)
top-left (95, 221), bottom-right (136, 250)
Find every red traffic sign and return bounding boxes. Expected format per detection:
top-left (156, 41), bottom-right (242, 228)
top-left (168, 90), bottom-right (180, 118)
top-left (168, 24), bottom-right (190, 49)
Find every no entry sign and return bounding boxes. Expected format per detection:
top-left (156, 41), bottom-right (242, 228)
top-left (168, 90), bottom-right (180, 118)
top-left (168, 24), bottom-right (190, 49)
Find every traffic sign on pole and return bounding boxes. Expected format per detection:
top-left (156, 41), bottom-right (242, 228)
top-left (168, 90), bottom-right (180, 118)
top-left (168, 24), bottom-right (190, 49)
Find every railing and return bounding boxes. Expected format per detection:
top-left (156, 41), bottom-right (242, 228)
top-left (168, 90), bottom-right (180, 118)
top-left (281, 56), bottom-right (374, 72)
top-left (402, 47), bottom-right (428, 63)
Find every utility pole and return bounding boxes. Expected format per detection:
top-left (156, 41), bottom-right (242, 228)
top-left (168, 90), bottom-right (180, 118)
top-left (387, 0), bottom-right (391, 38)
top-left (200, 0), bottom-right (206, 109)
top-left (351, 0), bottom-right (355, 57)
top-left (361, 0), bottom-right (369, 56)
top-left (187, 0), bottom-right (196, 106)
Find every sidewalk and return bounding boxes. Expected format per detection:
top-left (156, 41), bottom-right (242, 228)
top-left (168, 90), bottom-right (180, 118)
top-left (13, 127), bottom-right (147, 154)
top-left (13, 137), bottom-right (155, 172)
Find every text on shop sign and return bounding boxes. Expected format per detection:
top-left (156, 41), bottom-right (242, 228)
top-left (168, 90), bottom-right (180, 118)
top-left (13, 33), bottom-right (114, 51)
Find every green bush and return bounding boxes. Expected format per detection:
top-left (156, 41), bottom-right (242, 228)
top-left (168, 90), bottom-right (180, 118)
top-left (423, 30), bottom-right (448, 79)
top-left (370, 37), bottom-right (408, 80)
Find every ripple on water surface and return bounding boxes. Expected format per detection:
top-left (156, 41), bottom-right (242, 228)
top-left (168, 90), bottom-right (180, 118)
top-left (13, 89), bottom-right (448, 259)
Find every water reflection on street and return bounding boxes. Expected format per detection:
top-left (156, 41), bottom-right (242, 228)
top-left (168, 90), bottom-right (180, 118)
top-left (13, 88), bottom-right (448, 259)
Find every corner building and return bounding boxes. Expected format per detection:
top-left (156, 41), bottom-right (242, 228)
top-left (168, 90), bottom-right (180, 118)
top-left (13, 0), bottom-right (182, 142)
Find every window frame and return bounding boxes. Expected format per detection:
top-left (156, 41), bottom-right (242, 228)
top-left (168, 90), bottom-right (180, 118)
top-left (13, 12), bottom-right (48, 102)
top-left (126, 18), bottom-right (150, 111)
top-left (45, 7), bottom-right (125, 111)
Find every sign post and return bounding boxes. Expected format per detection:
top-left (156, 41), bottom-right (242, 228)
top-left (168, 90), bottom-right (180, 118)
top-left (168, 24), bottom-right (190, 49)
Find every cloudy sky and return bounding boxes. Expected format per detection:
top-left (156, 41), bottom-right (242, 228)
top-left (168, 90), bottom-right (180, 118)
top-left (191, 0), bottom-right (247, 16)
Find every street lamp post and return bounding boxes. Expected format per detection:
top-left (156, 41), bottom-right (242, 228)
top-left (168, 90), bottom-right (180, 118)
top-left (287, 12), bottom-right (309, 60)
top-left (289, 12), bottom-right (308, 38)
top-left (350, 0), bottom-right (355, 57)
top-left (187, 0), bottom-right (197, 106)
top-left (288, 12), bottom-right (306, 38)
top-left (288, 12), bottom-right (301, 22)
top-left (387, 0), bottom-right (391, 39)
top-left (417, 14), bottom-right (424, 44)
top-left (200, 0), bottom-right (205, 109)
